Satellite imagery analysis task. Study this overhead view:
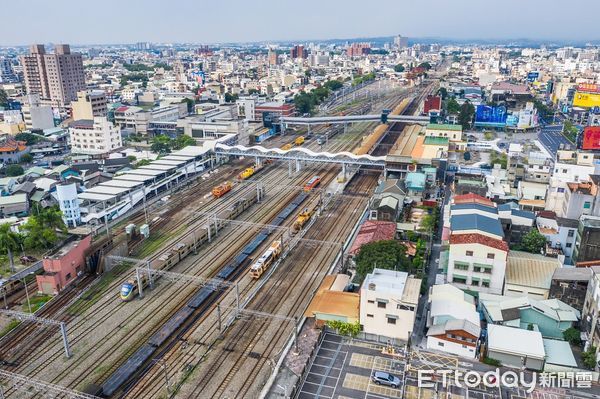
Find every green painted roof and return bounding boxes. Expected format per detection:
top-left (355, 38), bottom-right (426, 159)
top-left (424, 136), bottom-right (449, 145)
top-left (426, 123), bottom-right (463, 131)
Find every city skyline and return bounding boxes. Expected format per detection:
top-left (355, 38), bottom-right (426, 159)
top-left (1, 0), bottom-right (599, 46)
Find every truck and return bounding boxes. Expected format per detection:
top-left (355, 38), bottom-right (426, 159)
top-left (294, 136), bottom-right (305, 146)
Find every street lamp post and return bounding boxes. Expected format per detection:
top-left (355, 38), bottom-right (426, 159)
top-left (22, 276), bottom-right (32, 313)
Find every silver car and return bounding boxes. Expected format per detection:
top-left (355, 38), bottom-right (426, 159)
top-left (371, 371), bottom-right (401, 388)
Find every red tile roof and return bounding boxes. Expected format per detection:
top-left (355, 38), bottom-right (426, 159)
top-left (450, 233), bottom-right (508, 252)
top-left (453, 193), bottom-right (495, 207)
top-left (349, 220), bottom-right (396, 255)
top-left (0, 137), bottom-right (26, 153)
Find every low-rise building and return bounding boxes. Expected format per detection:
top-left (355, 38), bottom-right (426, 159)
top-left (36, 235), bottom-right (91, 295)
top-left (359, 268), bottom-right (421, 340)
top-left (426, 284), bottom-right (480, 358)
top-left (573, 215), bottom-right (600, 263)
top-left (0, 193), bottom-right (29, 217)
top-left (480, 293), bottom-right (579, 339)
top-left (504, 251), bottom-right (560, 299)
top-left (304, 274), bottom-right (359, 325)
top-left (487, 324), bottom-right (546, 370)
top-left (550, 267), bottom-right (591, 312)
top-left (69, 117), bottom-right (122, 156)
top-left (71, 90), bottom-right (108, 120)
top-left (581, 267), bottom-right (600, 353)
top-left (0, 136), bottom-right (30, 164)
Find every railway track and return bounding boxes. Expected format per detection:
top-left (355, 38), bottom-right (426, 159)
top-left (0, 84), bottom-right (408, 398)
top-left (122, 92), bottom-right (406, 398)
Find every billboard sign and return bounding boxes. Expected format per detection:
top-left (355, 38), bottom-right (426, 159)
top-left (474, 105), bottom-right (507, 127)
top-left (577, 83), bottom-right (600, 93)
top-left (582, 126), bottom-right (600, 151)
top-left (573, 91), bottom-right (600, 108)
top-left (527, 72), bottom-right (540, 82)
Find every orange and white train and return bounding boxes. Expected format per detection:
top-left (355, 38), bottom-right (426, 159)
top-left (249, 240), bottom-right (282, 279)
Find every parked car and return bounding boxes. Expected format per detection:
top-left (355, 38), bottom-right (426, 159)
top-left (371, 371), bottom-right (401, 388)
top-left (20, 255), bottom-right (38, 263)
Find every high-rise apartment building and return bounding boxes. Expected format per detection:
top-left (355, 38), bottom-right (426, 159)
top-left (20, 44), bottom-right (86, 107)
top-left (346, 43), bottom-right (371, 57)
top-left (394, 35), bottom-right (409, 49)
top-left (268, 49), bottom-right (279, 66)
top-left (290, 45), bottom-right (307, 59)
top-left (0, 57), bottom-right (18, 83)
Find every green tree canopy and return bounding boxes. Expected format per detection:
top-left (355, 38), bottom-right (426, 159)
top-left (458, 101), bottom-right (475, 129)
top-left (14, 133), bottom-right (40, 146)
top-left (20, 154), bottom-right (33, 164)
top-left (323, 80), bottom-right (343, 91)
top-left (5, 164), bottom-right (24, 177)
top-left (294, 91), bottom-right (317, 115)
top-left (0, 223), bottom-right (21, 272)
top-left (355, 240), bottom-right (409, 282)
top-left (563, 327), bottom-right (581, 345)
top-left (171, 135), bottom-right (196, 150)
top-left (394, 64), bottom-right (405, 73)
top-left (437, 87), bottom-right (448, 100)
top-left (150, 135), bottom-right (172, 154)
top-left (181, 98), bottom-right (195, 113)
top-left (521, 229), bottom-right (547, 254)
top-left (418, 62), bottom-right (432, 70)
top-left (446, 98), bottom-right (460, 114)
top-left (224, 92), bottom-right (239, 103)
top-left (21, 207), bottom-right (67, 251)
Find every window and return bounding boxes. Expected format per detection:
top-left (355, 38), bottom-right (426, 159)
top-left (487, 253), bottom-right (495, 260)
top-left (368, 300), bottom-right (374, 304)
top-left (387, 317), bottom-right (396, 325)
top-left (566, 243), bottom-right (572, 248)
top-left (397, 304), bottom-right (415, 311)
top-left (568, 230), bottom-right (575, 237)
top-left (438, 342), bottom-right (444, 347)
top-left (482, 281), bottom-right (490, 288)
top-left (367, 314), bottom-right (373, 318)
top-left (453, 276), bottom-right (467, 284)
top-left (466, 250), bottom-right (474, 256)
top-left (378, 302), bottom-right (387, 309)
top-left (454, 262), bottom-right (469, 271)
top-left (584, 202), bottom-right (591, 209)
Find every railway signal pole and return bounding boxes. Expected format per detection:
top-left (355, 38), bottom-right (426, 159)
top-left (0, 309), bottom-right (72, 358)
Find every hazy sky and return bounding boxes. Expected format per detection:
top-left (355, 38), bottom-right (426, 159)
top-left (1, 0), bottom-right (598, 46)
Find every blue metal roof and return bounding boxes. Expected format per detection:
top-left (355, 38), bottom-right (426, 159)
top-left (451, 203), bottom-right (498, 214)
top-left (451, 214), bottom-right (504, 237)
top-left (511, 209), bottom-right (536, 220)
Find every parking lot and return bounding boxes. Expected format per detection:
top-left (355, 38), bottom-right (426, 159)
top-left (295, 333), bottom-right (599, 399)
top-left (296, 333), bottom-right (406, 399)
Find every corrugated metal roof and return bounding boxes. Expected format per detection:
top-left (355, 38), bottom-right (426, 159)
top-left (506, 251), bottom-right (559, 289)
top-left (450, 214), bottom-right (504, 237)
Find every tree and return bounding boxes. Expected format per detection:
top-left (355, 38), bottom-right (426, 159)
top-left (446, 98), bottom-right (460, 114)
top-left (14, 133), bottom-right (40, 146)
top-left (418, 62), bottom-right (432, 70)
top-left (355, 240), bottom-right (409, 282)
top-left (458, 101), bottom-right (475, 129)
top-left (127, 155), bottom-right (137, 163)
top-left (563, 327), bottom-right (581, 345)
top-left (224, 92), bottom-right (239, 103)
top-left (582, 346), bottom-right (597, 369)
top-left (563, 120), bottom-right (579, 144)
top-left (21, 207), bottom-right (66, 251)
top-left (326, 320), bottom-right (361, 338)
top-left (323, 80), bottom-right (343, 91)
top-left (134, 159), bottom-right (151, 168)
top-left (171, 135), bottom-right (196, 150)
top-left (0, 89), bottom-right (8, 107)
top-left (247, 88), bottom-right (260, 95)
top-left (150, 135), bottom-right (171, 154)
top-left (490, 152), bottom-right (507, 169)
top-left (437, 87), bottom-right (448, 100)
top-left (0, 223), bottom-right (21, 272)
top-left (20, 154), bottom-right (33, 164)
top-left (5, 164), bottom-right (24, 177)
top-left (181, 98), bottom-right (195, 113)
top-left (394, 64), bottom-right (405, 73)
top-left (293, 92), bottom-right (316, 115)
top-left (521, 229), bottom-right (547, 254)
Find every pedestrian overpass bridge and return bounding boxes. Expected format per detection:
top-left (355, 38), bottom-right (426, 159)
top-left (280, 114), bottom-right (430, 126)
top-left (214, 143), bottom-right (386, 167)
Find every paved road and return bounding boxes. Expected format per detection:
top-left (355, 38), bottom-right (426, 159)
top-left (537, 125), bottom-right (573, 155)
top-left (412, 180), bottom-right (451, 347)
